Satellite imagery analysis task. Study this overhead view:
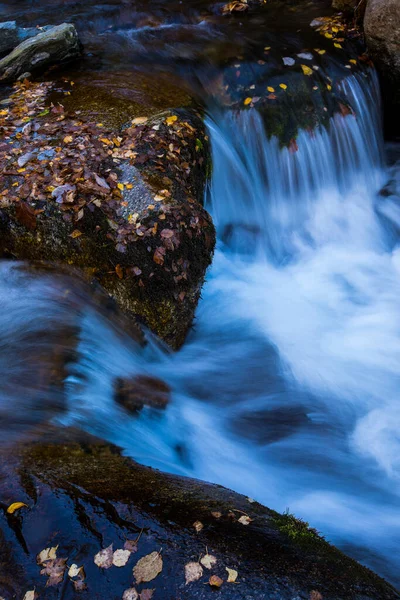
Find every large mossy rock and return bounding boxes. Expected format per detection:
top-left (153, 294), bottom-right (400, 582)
top-left (0, 432), bottom-right (399, 599)
top-left (0, 22), bottom-right (53, 57)
top-left (364, 0), bottom-right (400, 137)
top-left (0, 82), bottom-right (215, 348)
top-left (0, 23), bottom-right (81, 82)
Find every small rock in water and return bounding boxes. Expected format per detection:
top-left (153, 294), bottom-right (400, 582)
top-left (114, 375), bottom-right (170, 414)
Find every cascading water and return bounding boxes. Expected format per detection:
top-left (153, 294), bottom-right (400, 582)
top-left (1, 68), bottom-right (400, 585)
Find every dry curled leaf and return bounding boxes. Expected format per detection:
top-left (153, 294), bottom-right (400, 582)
top-left (140, 590), bottom-right (155, 600)
top-left (6, 501), bottom-right (28, 514)
top-left (37, 546), bottom-right (58, 564)
top-left (41, 558), bottom-right (67, 587)
top-left (123, 588), bottom-right (139, 600)
top-left (185, 561), bottom-right (203, 584)
top-left (22, 592), bottom-right (37, 600)
top-left (226, 567), bottom-right (238, 583)
top-left (209, 575), bottom-right (223, 588)
top-left (200, 554), bottom-right (217, 570)
top-left (94, 544), bottom-right (113, 569)
top-left (193, 520), bottom-right (203, 532)
top-left (133, 551), bottom-right (163, 584)
top-left (113, 549), bottom-right (131, 567)
top-left (238, 515), bottom-right (252, 525)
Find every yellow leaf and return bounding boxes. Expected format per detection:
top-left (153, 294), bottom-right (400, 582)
top-left (226, 567), bottom-right (238, 583)
top-left (324, 32), bottom-right (333, 38)
top-left (0, 109), bottom-right (8, 116)
top-left (301, 64), bottom-right (313, 76)
top-left (316, 49), bottom-right (326, 55)
top-left (70, 230), bottom-right (83, 239)
top-left (37, 546), bottom-right (58, 564)
top-left (133, 551), bottom-right (163, 584)
top-left (327, 84), bottom-right (332, 91)
top-left (17, 168), bottom-right (26, 173)
top-left (117, 183), bottom-right (124, 191)
top-left (279, 83), bottom-right (287, 90)
top-left (96, 123), bottom-right (104, 127)
top-left (63, 135), bottom-right (73, 144)
top-left (126, 183), bottom-right (133, 189)
top-left (165, 115), bottom-right (178, 126)
top-left (350, 59), bottom-right (357, 64)
top-left (267, 86), bottom-right (275, 93)
top-left (100, 138), bottom-right (113, 145)
top-left (264, 46), bottom-right (271, 50)
top-left (334, 43), bottom-right (342, 48)
top-left (7, 501), bottom-right (28, 514)
top-left (244, 97), bottom-right (252, 105)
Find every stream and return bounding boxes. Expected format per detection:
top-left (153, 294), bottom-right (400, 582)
top-left (1, 0), bottom-right (400, 590)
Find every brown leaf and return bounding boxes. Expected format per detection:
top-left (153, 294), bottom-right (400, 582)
top-left (133, 551), bottom-right (163, 584)
top-left (153, 247), bottom-right (165, 265)
top-left (310, 592), bottom-right (323, 600)
top-left (140, 590), bottom-right (155, 600)
top-left (160, 229), bottom-right (174, 239)
top-left (124, 540), bottom-right (138, 553)
top-left (41, 558), bottom-right (67, 587)
top-left (115, 264), bottom-right (124, 279)
top-left (15, 202), bottom-right (36, 230)
top-left (238, 515), bottom-right (252, 525)
top-left (70, 229), bottom-right (83, 239)
top-left (185, 562), bottom-right (203, 584)
top-left (209, 575), bottom-right (223, 588)
top-left (193, 520), bottom-right (203, 532)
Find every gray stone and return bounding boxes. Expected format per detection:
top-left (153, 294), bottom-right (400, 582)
top-left (0, 23), bottom-right (81, 82)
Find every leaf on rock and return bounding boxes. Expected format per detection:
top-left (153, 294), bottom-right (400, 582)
top-left (113, 549), bottom-right (131, 567)
top-left (115, 264), bottom-right (124, 279)
top-left (70, 229), bottom-right (83, 239)
top-left (133, 551), bottom-right (163, 584)
top-left (193, 520), bottom-right (203, 532)
top-left (123, 588), bottom-right (139, 600)
top-left (6, 501), bottom-right (28, 514)
top-left (185, 562), bottom-right (203, 584)
top-left (63, 135), bottom-right (73, 144)
top-left (200, 554), bottom-right (217, 570)
top-left (68, 564), bottom-right (84, 578)
top-left (267, 86), bottom-right (275, 93)
top-left (243, 97), bottom-right (252, 106)
top-left (132, 117), bottom-right (148, 126)
top-left (209, 575), bottom-right (223, 588)
top-left (37, 546), bottom-right (58, 565)
top-left (41, 558), bottom-right (67, 587)
top-left (165, 115), bottom-right (178, 126)
top-left (23, 591), bottom-right (37, 600)
top-left (94, 544), bottom-right (113, 569)
top-left (238, 515), bottom-right (252, 525)
top-left (279, 83), bottom-right (287, 90)
top-left (15, 202), bottom-right (37, 230)
top-left (226, 567), bottom-right (238, 583)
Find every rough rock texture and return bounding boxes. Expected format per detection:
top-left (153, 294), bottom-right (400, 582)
top-left (0, 21), bottom-right (52, 56)
top-left (0, 432), bottom-right (399, 600)
top-left (364, 0), bottom-right (400, 137)
top-left (0, 23), bottom-right (81, 82)
top-left (332, 0), bottom-right (358, 11)
top-left (0, 82), bottom-right (215, 348)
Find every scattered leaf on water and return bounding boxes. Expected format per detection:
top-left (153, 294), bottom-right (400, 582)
top-left (238, 515), bottom-right (252, 525)
top-left (37, 546), bottom-right (58, 565)
top-left (6, 501), bottom-right (28, 514)
top-left (349, 59), bottom-right (357, 64)
top-left (325, 32), bottom-right (333, 38)
top-left (243, 97), bottom-right (252, 106)
top-left (267, 86), bottom-right (275, 93)
top-left (193, 520), bottom-right (203, 532)
top-left (140, 590), bottom-right (154, 600)
top-left (209, 575), bottom-right (223, 588)
top-left (310, 592), bottom-right (323, 600)
top-left (327, 84), bottom-right (332, 91)
top-left (301, 64), bottom-right (313, 76)
top-left (133, 551), bottom-right (163, 584)
top-left (41, 558), bottom-right (67, 587)
top-left (113, 549), bottom-right (131, 567)
top-left (200, 554), bottom-right (217, 570)
top-left (123, 588), bottom-right (139, 600)
top-left (124, 540), bottom-right (139, 553)
top-left (279, 83), bottom-right (287, 90)
top-left (226, 567), bottom-right (238, 583)
top-left (68, 564), bottom-right (84, 578)
top-left (185, 561), bottom-right (203, 584)
top-left (94, 544), bottom-right (113, 569)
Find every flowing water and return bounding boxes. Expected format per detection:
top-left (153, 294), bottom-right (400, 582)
top-left (1, 0), bottom-right (400, 589)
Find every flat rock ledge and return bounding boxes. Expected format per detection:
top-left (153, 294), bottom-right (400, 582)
top-left (0, 81), bottom-right (215, 348)
top-left (0, 432), bottom-right (399, 600)
top-left (0, 23), bottom-right (81, 82)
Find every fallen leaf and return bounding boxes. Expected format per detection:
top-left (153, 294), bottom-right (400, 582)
top-left (69, 229), bottom-right (83, 239)
top-left (209, 575), bottom-right (223, 588)
top-left (211, 511), bottom-right (222, 519)
top-left (123, 588), bottom-right (139, 600)
top-left (349, 59), bottom-right (357, 64)
top-left (316, 48), bottom-right (326, 55)
top-left (297, 52), bottom-right (313, 60)
top-left (94, 544), bottom-right (113, 569)
top-left (23, 592), bottom-right (37, 600)
top-left (63, 135), bottom-right (73, 144)
top-left (117, 183), bottom-right (124, 191)
top-left (301, 64), bottom-right (313, 76)
top-left (140, 590), bottom-right (154, 600)
top-left (283, 56), bottom-right (295, 66)
top-left (243, 97), bottom-right (252, 106)
top-left (115, 264), bottom-right (124, 279)
top-left (193, 520), bottom-right (203, 532)
top-left (279, 83), bottom-right (287, 90)
top-left (124, 539), bottom-right (139, 552)
top-left (238, 515), bottom-right (252, 525)
top-left (37, 546), bottom-right (58, 564)
top-left (166, 115), bottom-right (178, 126)
top-left (226, 567), bottom-right (238, 583)
top-left (200, 554), bottom-right (217, 570)
top-left (334, 43), bottom-right (342, 48)
top-left (132, 117), bottom-right (148, 126)
top-left (267, 86), bottom-right (275, 93)
top-left (113, 549), bottom-right (131, 567)
top-left (310, 592), bottom-right (323, 600)
top-left (68, 564), bottom-right (85, 578)
top-left (15, 202), bottom-right (36, 230)
top-left (7, 501), bottom-right (28, 514)
top-left (185, 561), bottom-right (203, 584)
top-left (41, 558), bottom-right (67, 586)
top-left (133, 551), bottom-right (163, 584)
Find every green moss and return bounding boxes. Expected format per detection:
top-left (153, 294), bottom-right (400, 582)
top-left (273, 509), bottom-right (322, 545)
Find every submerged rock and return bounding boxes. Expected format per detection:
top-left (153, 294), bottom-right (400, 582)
top-left (115, 375), bottom-right (171, 413)
top-left (0, 81), bottom-right (215, 348)
top-left (0, 23), bottom-right (81, 82)
top-left (0, 432), bottom-right (399, 599)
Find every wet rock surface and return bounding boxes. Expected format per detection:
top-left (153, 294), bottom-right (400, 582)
top-left (0, 81), bottom-right (215, 348)
top-left (0, 432), bottom-right (399, 600)
top-left (0, 23), bottom-right (81, 82)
